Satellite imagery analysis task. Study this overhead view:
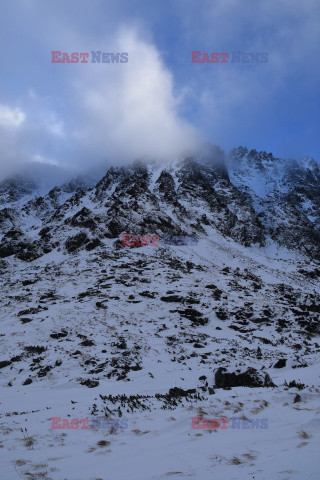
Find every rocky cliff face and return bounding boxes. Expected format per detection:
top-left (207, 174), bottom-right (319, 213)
top-left (0, 145), bottom-right (319, 262)
top-left (228, 147), bottom-right (320, 259)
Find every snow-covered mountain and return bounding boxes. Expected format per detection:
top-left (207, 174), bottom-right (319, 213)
top-left (228, 147), bottom-right (320, 258)
top-left (0, 146), bottom-right (319, 480)
top-left (1, 145), bottom-right (319, 263)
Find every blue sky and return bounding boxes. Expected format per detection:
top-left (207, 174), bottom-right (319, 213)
top-left (0, 0), bottom-right (319, 178)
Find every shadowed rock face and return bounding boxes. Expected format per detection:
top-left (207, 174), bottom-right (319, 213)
top-left (215, 367), bottom-right (275, 388)
top-left (228, 147), bottom-right (320, 259)
top-left (0, 176), bottom-right (38, 205)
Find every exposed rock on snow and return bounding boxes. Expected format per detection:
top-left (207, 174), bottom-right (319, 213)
top-left (215, 367), bottom-right (275, 388)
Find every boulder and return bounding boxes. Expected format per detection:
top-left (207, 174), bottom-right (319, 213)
top-left (215, 367), bottom-right (275, 388)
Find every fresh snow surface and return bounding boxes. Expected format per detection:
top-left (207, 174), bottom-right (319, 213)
top-left (1, 234), bottom-right (319, 480)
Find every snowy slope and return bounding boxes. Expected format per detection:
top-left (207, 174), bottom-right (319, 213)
top-left (0, 147), bottom-right (320, 479)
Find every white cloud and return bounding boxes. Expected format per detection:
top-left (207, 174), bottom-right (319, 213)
top-left (71, 27), bottom-right (202, 166)
top-left (32, 154), bottom-right (58, 166)
top-left (0, 104), bottom-right (25, 127)
top-left (0, 23), bottom-right (202, 178)
top-left (0, 97), bottom-right (66, 180)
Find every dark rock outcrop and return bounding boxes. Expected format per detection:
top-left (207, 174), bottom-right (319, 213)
top-left (215, 367), bottom-right (275, 388)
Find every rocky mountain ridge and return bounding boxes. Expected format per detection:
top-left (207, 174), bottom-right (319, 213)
top-left (0, 145), bottom-right (319, 263)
